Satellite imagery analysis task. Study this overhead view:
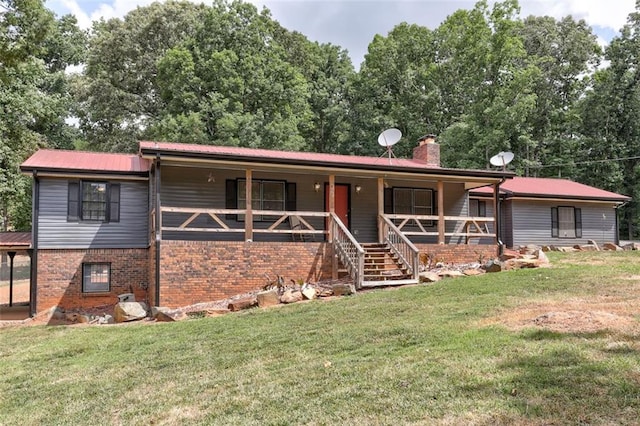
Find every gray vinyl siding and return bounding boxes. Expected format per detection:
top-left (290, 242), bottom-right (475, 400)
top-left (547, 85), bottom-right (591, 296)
top-left (38, 178), bottom-right (149, 249)
top-left (501, 201), bottom-right (514, 248)
top-left (511, 200), bottom-right (617, 247)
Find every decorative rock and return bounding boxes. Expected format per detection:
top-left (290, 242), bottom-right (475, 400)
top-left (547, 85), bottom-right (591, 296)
top-left (151, 306), bottom-right (177, 322)
top-left (419, 271), bottom-right (441, 283)
top-left (301, 286), bottom-right (317, 300)
top-left (332, 283), bottom-right (356, 296)
top-left (227, 297), bottom-right (258, 312)
top-left (98, 314), bottom-right (115, 325)
top-left (438, 270), bottom-right (464, 278)
top-left (49, 306), bottom-right (65, 320)
top-left (317, 288), bottom-right (333, 298)
top-left (557, 246), bottom-right (577, 252)
top-left (536, 250), bottom-right (550, 265)
top-left (114, 301), bottom-right (148, 323)
top-left (587, 240), bottom-right (600, 251)
top-left (519, 244), bottom-right (539, 255)
top-left (499, 250), bottom-right (518, 261)
top-left (463, 269), bottom-right (484, 276)
top-left (505, 258), bottom-right (539, 269)
top-left (603, 242), bottom-right (623, 251)
top-left (117, 293), bottom-right (136, 303)
top-left (65, 312), bottom-right (79, 322)
top-left (77, 314), bottom-right (91, 324)
top-left (280, 289), bottom-right (303, 304)
top-left (622, 242), bottom-right (640, 251)
top-left (482, 259), bottom-right (502, 273)
top-left (257, 289), bottom-right (280, 308)
top-left (577, 244), bottom-right (598, 251)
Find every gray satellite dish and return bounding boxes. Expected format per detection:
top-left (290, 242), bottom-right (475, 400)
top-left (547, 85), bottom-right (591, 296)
top-left (490, 151), bottom-right (514, 169)
top-left (378, 128), bottom-right (402, 147)
top-left (377, 128), bottom-right (402, 163)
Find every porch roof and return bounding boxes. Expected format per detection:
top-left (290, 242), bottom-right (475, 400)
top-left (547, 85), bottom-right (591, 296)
top-left (471, 177), bottom-right (631, 202)
top-left (21, 149), bottom-right (150, 177)
top-left (0, 232), bottom-right (31, 251)
top-left (139, 141), bottom-right (514, 181)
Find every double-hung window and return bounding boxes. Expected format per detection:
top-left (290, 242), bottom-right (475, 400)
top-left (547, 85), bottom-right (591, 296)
top-left (237, 179), bottom-right (286, 221)
top-left (390, 187), bottom-right (434, 226)
top-left (551, 206), bottom-right (582, 238)
top-left (68, 181), bottom-right (120, 222)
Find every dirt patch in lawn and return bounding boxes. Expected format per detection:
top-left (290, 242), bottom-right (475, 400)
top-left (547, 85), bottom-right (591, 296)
top-left (483, 279), bottom-right (640, 335)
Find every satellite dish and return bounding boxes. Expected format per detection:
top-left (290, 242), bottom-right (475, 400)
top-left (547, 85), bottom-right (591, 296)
top-left (378, 128), bottom-right (402, 147)
top-left (377, 128), bottom-right (402, 164)
top-left (490, 151), bottom-right (514, 169)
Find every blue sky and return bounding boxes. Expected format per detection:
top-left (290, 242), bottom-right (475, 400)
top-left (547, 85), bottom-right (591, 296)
top-left (45, 0), bottom-right (635, 68)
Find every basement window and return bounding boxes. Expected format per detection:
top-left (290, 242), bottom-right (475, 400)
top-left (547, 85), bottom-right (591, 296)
top-left (82, 263), bottom-right (111, 293)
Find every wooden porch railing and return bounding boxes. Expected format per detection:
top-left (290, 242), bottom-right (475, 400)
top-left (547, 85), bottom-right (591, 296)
top-left (380, 215), bottom-right (420, 281)
top-left (383, 214), bottom-right (495, 242)
top-left (160, 207), bottom-right (328, 237)
top-left (330, 212), bottom-right (364, 289)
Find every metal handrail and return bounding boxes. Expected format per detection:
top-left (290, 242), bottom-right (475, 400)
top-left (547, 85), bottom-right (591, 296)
top-left (330, 213), bottom-right (365, 289)
top-left (381, 215), bottom-right (420, 280)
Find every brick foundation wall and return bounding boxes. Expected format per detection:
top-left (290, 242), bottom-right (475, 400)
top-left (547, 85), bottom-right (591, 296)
top-left (415, 244), bottom-right (498, 264)
top-left (36, 248), bottom-right (149, 312)
top-left (158, 241), bottom-right (334, 308)
top-left (148, 241), bottom-right (157, 307)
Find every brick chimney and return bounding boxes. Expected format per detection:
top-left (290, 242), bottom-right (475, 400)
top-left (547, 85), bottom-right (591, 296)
top-left (413, 134), bottom-right (440, 167)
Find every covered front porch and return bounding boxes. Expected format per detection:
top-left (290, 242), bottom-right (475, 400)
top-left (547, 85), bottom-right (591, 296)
top-left (151, 165), bottom-right (502, 296)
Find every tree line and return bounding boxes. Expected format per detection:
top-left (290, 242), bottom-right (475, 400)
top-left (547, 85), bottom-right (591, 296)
top-left (2, 0), bottom-right (640, 238)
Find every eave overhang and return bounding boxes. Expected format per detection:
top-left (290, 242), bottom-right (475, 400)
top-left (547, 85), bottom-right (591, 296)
top-left (139, 147), bottom-right (514, 185)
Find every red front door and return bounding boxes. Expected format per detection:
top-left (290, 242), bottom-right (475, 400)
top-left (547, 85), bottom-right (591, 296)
top-left (325, 183), bottom-right (350, 228)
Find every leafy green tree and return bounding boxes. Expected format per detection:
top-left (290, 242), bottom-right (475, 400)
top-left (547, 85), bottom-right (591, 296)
top-left (349, 23), bottom-right (436, 157)
top-left (578, 4), bottom-right (640, 238)
top-left (518, 15), bottom-right (600, 176)
top-left (0, 0), bottom-right (86, 231)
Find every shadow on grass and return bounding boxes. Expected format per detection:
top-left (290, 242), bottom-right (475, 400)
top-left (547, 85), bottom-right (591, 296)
top-left (520, 328), bottom-right (612, 341)
top-left (498, 339), bottom-right (640, 422)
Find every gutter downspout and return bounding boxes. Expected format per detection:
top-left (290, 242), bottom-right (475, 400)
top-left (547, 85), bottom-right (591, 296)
top-left (154, 156), bottom-right (161, 307)
top-left (494, 178), bottom-right (507, 257)
top-left (614, 200), bottom-right (629, 246)
top-left (30, 170), bottom-right (39, 317)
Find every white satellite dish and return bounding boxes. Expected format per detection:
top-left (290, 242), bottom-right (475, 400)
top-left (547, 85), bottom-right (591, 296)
top-left (378, 128), bottom-right (402, 147)
top-left (490, 151), bottom-right (514, 169)
top-left (377, 128), bottom-right (402, 163)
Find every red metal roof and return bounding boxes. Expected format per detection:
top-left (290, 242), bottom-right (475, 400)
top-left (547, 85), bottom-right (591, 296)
top-left (139, 140), bottom-right (435, 169)
top-left (0, 232), bottom-right (31, 248)
top-left (471, 177), bottom-right (630, 202)
top-left (21, 149), bottom-right (150, 174)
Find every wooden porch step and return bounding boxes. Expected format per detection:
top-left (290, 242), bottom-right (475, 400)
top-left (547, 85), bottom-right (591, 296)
top-left (361, 278), bottom-right (419, 288)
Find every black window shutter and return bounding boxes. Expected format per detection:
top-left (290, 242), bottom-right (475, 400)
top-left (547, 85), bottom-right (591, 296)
top-left (432, 191), bottom-right (438, 215)
top-left (225, 179), bottom-right (237, 220)
top-left (286, 182), bottom-right (296, 211)
top-left (551, 207), bottom-right (559, 237)
top-left (574, 208), bottom-right (582, 238)
top-left (109, 183), bottom-right (121, 222)
top-left (384, 188), bottom-right (393, 214)
top-left (67, 181), bottom-right (79, 221)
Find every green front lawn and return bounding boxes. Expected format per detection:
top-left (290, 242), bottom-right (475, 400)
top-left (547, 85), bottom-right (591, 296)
top-left (1, 251), bottom-right (639, 425)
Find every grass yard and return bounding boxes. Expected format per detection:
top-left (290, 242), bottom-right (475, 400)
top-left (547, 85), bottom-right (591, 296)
top-left (1, 251), bottom-right (639, 425)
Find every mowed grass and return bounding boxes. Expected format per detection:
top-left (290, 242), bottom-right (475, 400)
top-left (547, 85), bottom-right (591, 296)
top-left (1, 252), bottom-right (640, 425)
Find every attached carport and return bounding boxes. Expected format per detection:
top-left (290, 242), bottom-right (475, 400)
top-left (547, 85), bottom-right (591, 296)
top-left (0, 232), bottom-right (32, 320)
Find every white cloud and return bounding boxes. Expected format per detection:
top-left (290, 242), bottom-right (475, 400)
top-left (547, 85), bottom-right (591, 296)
top-left (520, 0), bottom-right (634, 32)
